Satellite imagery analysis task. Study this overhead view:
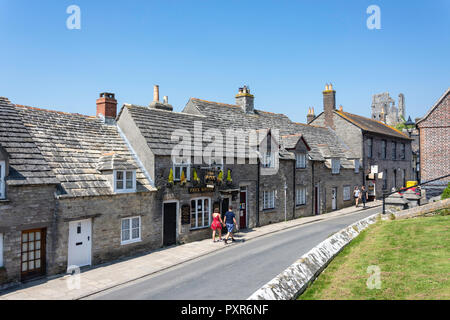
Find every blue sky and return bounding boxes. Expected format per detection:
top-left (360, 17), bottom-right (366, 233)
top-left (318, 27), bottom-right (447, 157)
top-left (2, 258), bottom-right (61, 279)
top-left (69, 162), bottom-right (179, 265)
top-left (0, 0), bottom-right (449, 123)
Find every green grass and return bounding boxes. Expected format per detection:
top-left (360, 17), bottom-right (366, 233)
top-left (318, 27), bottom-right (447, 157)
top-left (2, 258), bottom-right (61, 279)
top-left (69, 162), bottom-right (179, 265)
top-left (299, 213), bottom-right (450, 300)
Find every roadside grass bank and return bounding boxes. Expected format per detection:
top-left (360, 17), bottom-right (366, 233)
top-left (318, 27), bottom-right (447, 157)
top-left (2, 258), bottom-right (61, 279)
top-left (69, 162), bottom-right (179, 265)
top-left (299, 212), bottom-right (450, 300)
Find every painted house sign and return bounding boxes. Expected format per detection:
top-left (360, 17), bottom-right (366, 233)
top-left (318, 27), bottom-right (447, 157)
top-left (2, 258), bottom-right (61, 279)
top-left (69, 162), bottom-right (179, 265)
top-left (181, 205), bottom-right (191, 225)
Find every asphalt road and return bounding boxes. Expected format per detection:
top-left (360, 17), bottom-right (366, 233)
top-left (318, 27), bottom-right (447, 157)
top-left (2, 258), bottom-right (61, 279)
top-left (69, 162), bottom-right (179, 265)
top-left (86, 207), bottom-right (380, 300)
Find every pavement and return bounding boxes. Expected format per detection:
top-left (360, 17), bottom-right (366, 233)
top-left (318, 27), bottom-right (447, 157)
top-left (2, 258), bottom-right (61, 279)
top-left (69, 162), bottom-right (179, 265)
top-left (0, 201), bottom-right (381, 300)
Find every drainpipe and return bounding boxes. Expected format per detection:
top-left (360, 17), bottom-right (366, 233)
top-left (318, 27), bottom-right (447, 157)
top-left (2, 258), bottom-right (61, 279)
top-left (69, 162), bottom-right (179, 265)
top-left (284, 181), bottom-right (287, 222)
top-left (292, 160), bottom-right (296, 219)
top-left (256, 158), bottom-right (260, 227)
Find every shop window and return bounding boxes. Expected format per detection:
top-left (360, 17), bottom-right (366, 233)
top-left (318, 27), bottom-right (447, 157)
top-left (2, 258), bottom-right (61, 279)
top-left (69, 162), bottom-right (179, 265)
top-left (190, 198), bottom-right (210, 229)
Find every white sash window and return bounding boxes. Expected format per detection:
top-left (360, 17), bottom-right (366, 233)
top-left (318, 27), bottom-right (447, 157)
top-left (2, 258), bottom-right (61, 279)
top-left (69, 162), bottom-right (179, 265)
top-left (296, 153), bottom-right (306, 169)
top-left (263, 190), bottom-right (275, 209)
top-left (296, 187), bottom-right (306, 205)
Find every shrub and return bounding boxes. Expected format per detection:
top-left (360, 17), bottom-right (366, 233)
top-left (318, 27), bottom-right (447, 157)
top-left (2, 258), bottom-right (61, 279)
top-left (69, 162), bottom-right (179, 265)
top-left (441, 182), bottom-right (450, 200)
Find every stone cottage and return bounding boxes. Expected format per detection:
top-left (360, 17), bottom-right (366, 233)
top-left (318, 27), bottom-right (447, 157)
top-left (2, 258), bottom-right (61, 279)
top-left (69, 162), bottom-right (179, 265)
top-left (308, 84), bottom-right (413, 198)
top-left (0, 94), bottom-right (158, 288)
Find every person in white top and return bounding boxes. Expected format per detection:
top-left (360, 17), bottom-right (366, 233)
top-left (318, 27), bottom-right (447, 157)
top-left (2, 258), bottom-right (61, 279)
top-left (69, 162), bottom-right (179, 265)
top-left (354, 186), bottom-right (361, 208)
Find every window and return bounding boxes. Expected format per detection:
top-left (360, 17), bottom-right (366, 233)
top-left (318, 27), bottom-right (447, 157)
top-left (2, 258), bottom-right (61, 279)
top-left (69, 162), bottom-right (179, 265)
top-left (263, 190), bottom-right (275, 209)
top-left (296, 153), bottom-right (306, 169)
top-left (383, 170), bottom-right (388, 190)
top-left (121, 216), bottom-right (141, 245)
top-left (0, 161), bottom-right (5, 199)
top-left (400, 143), bottom-right (406, 160)
top-left (391, 142), bottom-right (397, 160)
top-left (296, 187), bottom-right (306, 206)
top-left (367, 138), bottom-right (373, 158)
top-left (115, 170), bottom-right (136, 193)
top-left (191, 198), bottom-right (210, 229)
top-left (173, 159), bottom-right (190, 181)
top-left (0, 233), bottom-right (3, 267)
top-left (381, 140), bottom-right (387, 159)
top-left (343, 186), bottom-right (351, 201)
top-left (262, 152), bottom-right (275, 168)
top-left (354, 159), bottom-right (360, 173)
top-left (331, 159), bottom-right (340, 174)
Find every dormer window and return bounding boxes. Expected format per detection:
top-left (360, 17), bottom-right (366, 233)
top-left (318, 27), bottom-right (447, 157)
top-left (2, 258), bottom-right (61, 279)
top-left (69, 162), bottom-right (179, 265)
top-left (114, 170), bottom-right (136, 193)
top-left (0, 160), bottom-right (5, 199)
top-left (332, 159), bottom-right (341, 174)
top-left (296, 153), bottom-right (306, 169)
top-left (173, 158), bottom-right (190, 181)
top-left (262, 152), bottom-right (275, 168)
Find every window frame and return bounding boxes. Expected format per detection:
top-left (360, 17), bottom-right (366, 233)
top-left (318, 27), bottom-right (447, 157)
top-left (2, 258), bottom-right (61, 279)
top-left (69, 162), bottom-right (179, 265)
top-left (391, 141), bottom-right (397, 160)
top-left (296, 187), bottom-right (307, 206)
top-left (354, 159), bottom-right (360, 173)
top-left (295, 153), bottom-right (307, 169)
top-left (0, 160), bottom-right (5, 199)
top-left (400, 143), bottom-right (406, 160)
top-left (262, 152), bottom-right (275, 168)
top-left (381, 140), bottom-right (387, 159)
top-left (263, 190), bottom-right (275, 210)
top-left (190, 197), bottom-right (211, 230)
top-left (343, 186), bottom-right (351, 201)
top-left (367, 138), bottom-right (373, 159)
top-left (331, 158), bottom-right (341, 174)
top-left (114, 170), bottom-right (137, 193)
top-left (173, 158), bottom-right (191, 182)
top-left (121, 216), bottom-right (141, 245)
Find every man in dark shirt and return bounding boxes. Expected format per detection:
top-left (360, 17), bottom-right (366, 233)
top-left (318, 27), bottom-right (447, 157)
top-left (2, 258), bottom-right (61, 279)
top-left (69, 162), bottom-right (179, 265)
top-left (361, 186), bottom-right (368, 208)
top-left (223, 206), bottom-right (238, 244)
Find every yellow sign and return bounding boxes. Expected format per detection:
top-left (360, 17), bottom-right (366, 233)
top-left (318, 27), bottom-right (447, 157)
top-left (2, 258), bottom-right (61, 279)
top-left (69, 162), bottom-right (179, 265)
top-left (406, 181), bottom-right (418, 188)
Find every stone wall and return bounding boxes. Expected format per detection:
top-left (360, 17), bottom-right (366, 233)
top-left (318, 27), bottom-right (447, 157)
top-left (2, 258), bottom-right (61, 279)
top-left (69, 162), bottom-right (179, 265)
top-left (392, 198), bottom-right (449, 220)
top-left (0, 184), bottom-right (56, 289)
top-left (248, 213), bottom-right (379, 300)
top-left (51, 191), bottom-right (159, 275)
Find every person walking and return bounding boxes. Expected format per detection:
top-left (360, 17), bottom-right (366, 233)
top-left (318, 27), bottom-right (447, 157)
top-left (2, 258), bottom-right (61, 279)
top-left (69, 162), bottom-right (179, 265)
top-left (354, 186), bottom-right (361, 208)
top-left (361, 186), bottom-right (368, 208)
top-left (211, 208), bottom-right (223, 243)
top-left (223, 205), bottom-right (238, 244)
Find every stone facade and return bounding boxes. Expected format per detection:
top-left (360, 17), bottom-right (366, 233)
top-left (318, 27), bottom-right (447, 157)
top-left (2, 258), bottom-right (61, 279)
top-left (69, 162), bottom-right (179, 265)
top-left (416, 88), bottom-right (450, 197)
top-left (0, 185), bottom-right (56, 289)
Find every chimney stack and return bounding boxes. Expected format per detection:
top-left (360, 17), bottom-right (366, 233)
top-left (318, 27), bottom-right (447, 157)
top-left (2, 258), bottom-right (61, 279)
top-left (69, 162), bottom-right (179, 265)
top-left (153, 85), bottom-right (160, 102)
top-left (323, 83), bottom-right (336, 129)
top-left (307, 107), bottom-right (316, 124)
top-left (235, 85), bottom-right (254, 113)
top-left (149, 85), bottom-right (173, 111)
top-left (96, 92), bottom-right (117, 119)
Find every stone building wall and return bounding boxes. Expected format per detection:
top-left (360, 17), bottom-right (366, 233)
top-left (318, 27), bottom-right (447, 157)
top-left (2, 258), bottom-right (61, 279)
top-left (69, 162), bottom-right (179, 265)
top-left (51, 191), bottom-right (159, 275)
top-left (417, 91), bottom-right (450, 194)
top-left (0, 185), bottom-right (56, 289)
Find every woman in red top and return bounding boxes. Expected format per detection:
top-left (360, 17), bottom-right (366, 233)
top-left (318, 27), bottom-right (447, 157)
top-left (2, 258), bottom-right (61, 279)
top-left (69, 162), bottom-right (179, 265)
top-left (211, 208), bottom-right (223, 242)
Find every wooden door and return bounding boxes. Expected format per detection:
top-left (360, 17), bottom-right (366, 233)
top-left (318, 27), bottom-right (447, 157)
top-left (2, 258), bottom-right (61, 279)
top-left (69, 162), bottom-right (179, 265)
top-left (21, 229), bottom-right (46, 281)
top-left (239, 188), bottom-right (247, 229)
top-left (163, 203), bottom-right (177, 246)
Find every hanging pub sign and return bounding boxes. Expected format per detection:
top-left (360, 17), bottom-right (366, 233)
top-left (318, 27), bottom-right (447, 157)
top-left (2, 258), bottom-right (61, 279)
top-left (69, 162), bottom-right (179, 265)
top-left (181, 204), bottom-right (191, 225)
top-left (204, 170), bottom-right (217, 183)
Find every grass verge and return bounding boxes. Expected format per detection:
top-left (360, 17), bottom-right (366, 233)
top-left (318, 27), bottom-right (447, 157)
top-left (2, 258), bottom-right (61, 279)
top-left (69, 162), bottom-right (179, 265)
top-left (299, 213), bottom-right (450, 300)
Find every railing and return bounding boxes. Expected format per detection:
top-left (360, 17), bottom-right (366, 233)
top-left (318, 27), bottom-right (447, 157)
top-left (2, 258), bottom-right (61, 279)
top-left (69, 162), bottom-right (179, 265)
top-left (382, 173), bottom-right (450, 214)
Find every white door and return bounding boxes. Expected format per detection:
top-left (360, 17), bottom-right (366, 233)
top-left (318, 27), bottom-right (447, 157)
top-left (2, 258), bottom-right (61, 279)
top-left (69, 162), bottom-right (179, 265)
top-left (332, 188), bottom-right (337, 210)
top-left (68, 219), bottom-right (92, 269)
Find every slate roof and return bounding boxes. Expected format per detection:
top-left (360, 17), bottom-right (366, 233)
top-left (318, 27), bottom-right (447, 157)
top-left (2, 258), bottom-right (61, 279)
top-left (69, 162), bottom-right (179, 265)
top-left (122, 98), bottom-right (357, 167)
top-left (14, 105), bottom-right (154, 198)
top-left (335, 110), bottom-right (411, 140)
top-left (0, 98), bottom-right (58, 186)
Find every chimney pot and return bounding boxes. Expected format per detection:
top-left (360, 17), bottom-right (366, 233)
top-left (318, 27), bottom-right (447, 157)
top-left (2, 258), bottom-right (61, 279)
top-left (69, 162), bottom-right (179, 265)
top-left (235, 85), bottom-right (254, 113)
top-left (96, 92), bottom-right (117, 119)
top-left (153, 85), bottom-right (160, 102)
